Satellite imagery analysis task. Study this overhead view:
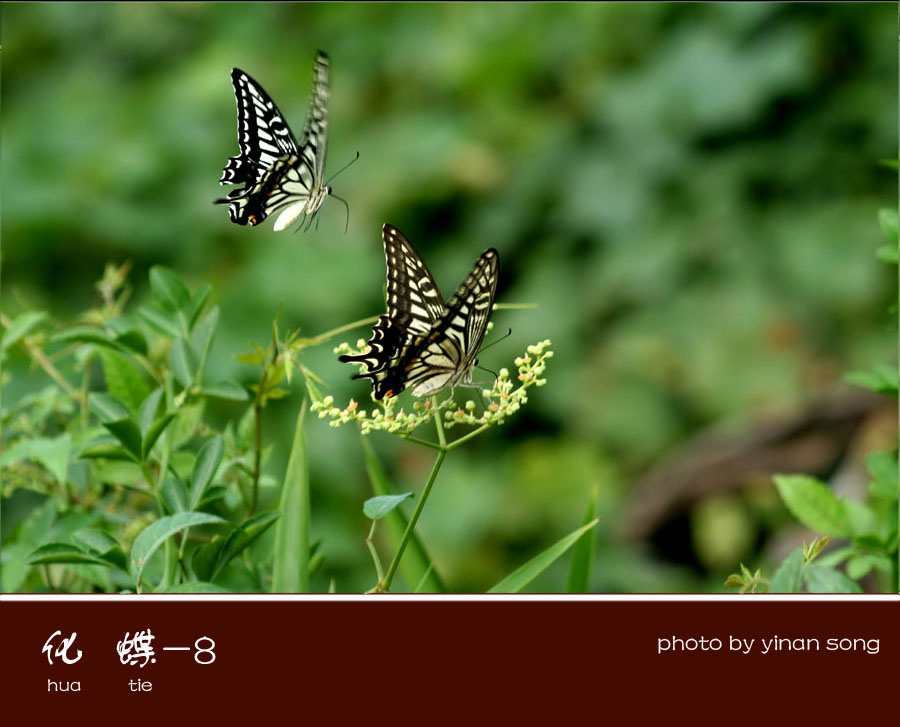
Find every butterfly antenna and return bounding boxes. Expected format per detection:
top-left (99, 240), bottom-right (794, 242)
top-left (476, 364), bottom-right (499, 383)
top-left (478, 327), bottom-right (513, 354)
top-left (329, 192), bottom-right (351, 234)
top-left (324, 150), bottom-right (360, 187)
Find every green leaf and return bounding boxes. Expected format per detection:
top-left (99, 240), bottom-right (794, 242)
top-left (196, 484), bottom-right (228, 509)
top-left (361, 435), bottom-right (444, 594)
top-left (774, 475), bottom-right (851, 537)
top-left (189, 436), bottom-right (225, 510)
top-left (160, 477), bottom-right (189, 514)
top-left (190, 539), bottom-right (222, 583)
top-left (488, 519), bottom-right (599, 594)
top-left (566, 484), bottom-right (599, 593)
top-left (769, 547), bottom-right (805, 593)
top-left (71, 529), bottom-right (127, 571)
top-left (112, 326), bottom-right (149, 355)
top-left (189, 305), bottom-right (219, 390)
top-left (150, 266), bottom-right (191, 313)
top-left (363, 493), bottom-right (414, 520)
top-left (0, 433), bottom-right (71, 484)
top-left (28, 543), bottom-right (113, 567)
top-left (844, 500), bottom-right (878, 538)
top-left (130, 512), bottom-right (225, 586)
top-left (816, 546), bottom-right (855, 568)
top-left (142, 413), bottom-right (176, 460)
top-left (189, 303), bottom-right (218, 362)
top-left (204, 511), bottom-right (280, 582)
top-left (186, 284), bottom-right (213, 331)
top-left (866, 452), bottom-right (898, 499)
top-left (848, 553), bottom-right (894, 580)
top-left (98, 348), bottom-right (152, 413)
top-left (846, 554), bottom-right (875, 580)
top-left (138, 388), bottom-right (165, 437)
top-left (158, 582), bottom-right (230, 594)
top-left (169, 337), bottom-right (197, 388)
top-left (872, 364), bottom-right (899, 392)
top-left (199, 380), bottom-right (249, 401)
top-left (844, 366), bottom-right (898, 396)
top-left (804, 564), bottom-right (863, 594)
top-left (72, 528), bottom-right (120, 554)
top-left (102, 418), bottom-right (143, 461)
top-left (272, 402), bottom-right (310, 593)
top-left (89, 392), bottom-right (133, 423)
top-left (51, 325), bottom-right (116, 349)
top-left (137, 306), bottom-right (181, 338)
top-left (878, 208), bottom-right (898, 245)
top-left (1, 311), bottom-right (48, 352)
top-left (78, 442), bottom-right (136, 461)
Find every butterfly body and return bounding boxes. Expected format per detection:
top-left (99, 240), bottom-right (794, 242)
top-left (216, 52), bottom-right (332, 230)
top-left (341, 224), bottom-right (499, 400)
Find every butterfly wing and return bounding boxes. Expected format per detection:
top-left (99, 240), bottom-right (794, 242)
top-left (339, 224), bottom-right (446, 399)
top-left (216, 53), bottom-right (331, 229)
top-left (298, 51), bottom-right (330, 187)
top-left (219, 68), bottom-right (299, 192)
top-left (404, 247), bottom-right (499, 398)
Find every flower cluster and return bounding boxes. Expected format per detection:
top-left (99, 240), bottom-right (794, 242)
top-left (312, 339), bottom-right (552, 437)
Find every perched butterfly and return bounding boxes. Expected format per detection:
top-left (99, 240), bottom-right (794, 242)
top-left (216, 52), bottom-right (335, 231)
top-left (340, 224), bottom-right (500, 399)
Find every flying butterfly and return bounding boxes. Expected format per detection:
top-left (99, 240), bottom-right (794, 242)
top-left (216, 51), bottom-right (344, 232)
top-left (340, 224), bottom-right (500, 400)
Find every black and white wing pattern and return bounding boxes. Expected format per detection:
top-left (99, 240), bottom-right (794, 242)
top-left (215, 52), bottom-right (332, 231)
top-left (340, 224), bottom-right (499, 400)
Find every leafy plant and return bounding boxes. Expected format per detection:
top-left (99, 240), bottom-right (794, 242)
top-left (727, 192), bottom-right (899, 594)
top-left (2, 264), bottom-right (593, 593)
top-left (0, 264), bottom-right (319, 592)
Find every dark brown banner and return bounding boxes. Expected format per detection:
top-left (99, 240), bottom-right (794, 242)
top-left (2, 598), bottom-right (896, 720)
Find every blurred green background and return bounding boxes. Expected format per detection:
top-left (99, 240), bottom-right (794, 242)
top-left (2, 2), bottom-right (896, 592)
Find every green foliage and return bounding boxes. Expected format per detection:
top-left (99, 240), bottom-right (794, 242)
top-left (0, 266), bottom-right (285, 593)
top-left (2, 263), bottom-right (564, 593)
top-left (727, 198), bottom-right (899, 595)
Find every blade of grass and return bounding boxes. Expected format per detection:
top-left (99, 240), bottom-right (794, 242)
top-left (566, 484), bottom-right (599, 593)
top-left (272, 401), bottom-right (310, 593)
top-left (489, 519), bottom-right (599, 594)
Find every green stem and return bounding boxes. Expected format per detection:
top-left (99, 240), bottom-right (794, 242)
top-left (445, 423), bottom-right (490, 451)
top-left (399, 433), bottom-right (443, 451)
top-left (433, 398), bottom-right (447, 448)
top-left (41, 565), bottom-right (53, 591)
top-left (366, 520), bottom-right (385, 584)
top-left (307, 315), bottom-right (380, 345)
top-left (139, 463), bottom-right (165, 517)
top-left (379, 448), bottom-right (447, 593)
top-left (493, 302), bottom-right (539, 310)
top-left (252, 396), bottom-right (262, 515)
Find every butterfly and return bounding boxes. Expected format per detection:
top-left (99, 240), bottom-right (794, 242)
top-left (216, 51), bottom-right (333, 231)
top-left (340, 224), bottom-right (500, 400)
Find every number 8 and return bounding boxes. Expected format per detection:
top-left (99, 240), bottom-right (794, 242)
top-left (194, 636), bottom-right (216, 665)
